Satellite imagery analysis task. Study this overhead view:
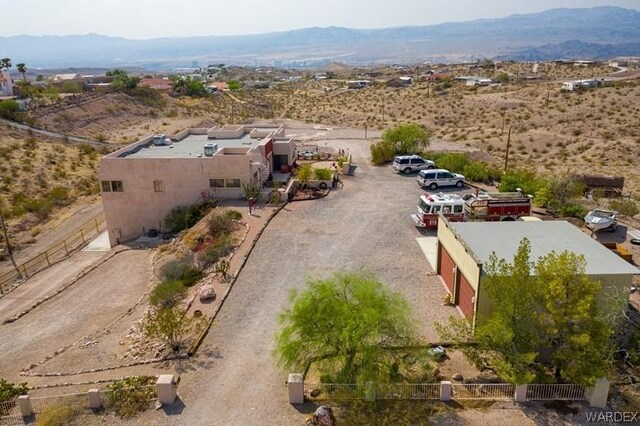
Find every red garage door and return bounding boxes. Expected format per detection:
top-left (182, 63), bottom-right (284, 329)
top-left (456, 273), bottom-right (475, 320)
top-left (438, 244), bottom-right (455, 294)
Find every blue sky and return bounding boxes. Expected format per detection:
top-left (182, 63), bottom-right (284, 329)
top-left (2, 0), bottom-right (638, 38)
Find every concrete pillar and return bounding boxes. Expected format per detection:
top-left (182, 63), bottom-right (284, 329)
top-left (287, 373), bottom-right (304, 404)
top-left (514, 384), bottom-right (527, 403)
top-left (17, 395), bottom-right (33, 417)
top-left (365, 381), bottom-right (376, 402)
top-left (440, 381), bottom-right (452, 402)
top-left (156, 374), bottom-right (178, 405)
top-left (88, 389), bottom-right (101, 409)
top-left (586, 377), bottom-right (610, 409)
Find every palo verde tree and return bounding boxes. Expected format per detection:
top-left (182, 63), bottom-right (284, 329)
top-left (535, 251), bottom-right (612, 385)
top-left (274, 270), bottom-right (421, 383)
top-left (371, 122), bottom-right (431, 164)
top-left (436, 238), bottom-right (614, 386)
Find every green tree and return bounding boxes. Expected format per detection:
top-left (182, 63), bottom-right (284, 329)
top-left (227, 79), bottom-right (241, 91)
top-left (498, 168), bottom-right (541, 197)
top-left (370, 139), bottom-right (396, 165)
top-left (16, 63), bottom-right (26, 81)
top-left (382, 122), bottom-right (431, 154)
top-left (437, 239), bottom-right (614, 386)
top-left (144, 307), bottom-right (205, 353)
top-left (108, 69), bottom-right (139, 92)
top-left (536, 173), bottom-right (585, 211)
top-left (535, 251), bottom-right (612, 385)
top-left (274, 271), bottom-right (420, 383)
top-left (0, 58), bottom-right (11, 70)
top-left (296, 164), bottom-right (313, 187)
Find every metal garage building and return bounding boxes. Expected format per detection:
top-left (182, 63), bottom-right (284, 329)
top-left (436, 218), bottom-right (638, 326)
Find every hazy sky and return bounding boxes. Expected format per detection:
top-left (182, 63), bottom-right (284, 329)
top-left (2, 0), bottom-right (638, 38)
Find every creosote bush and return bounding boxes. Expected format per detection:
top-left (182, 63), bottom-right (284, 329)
top-left (106, 376), bottom-right (156, 418)
top-left (149, 279), bottom-right (187, 308)
top-left (313, 168), bottom-right (333, 181)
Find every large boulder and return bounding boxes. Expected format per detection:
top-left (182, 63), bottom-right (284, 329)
top-left (306, 405), bottom-right (335, 426)
top-left (199, 284), bottom-right (216, 302)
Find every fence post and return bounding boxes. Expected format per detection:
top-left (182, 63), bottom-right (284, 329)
top-left (156, 375), bottom-right (178, 405)
top-left (88, 389), bottom-right (101, 409)
top-left (18, 395), bottom-right (33, 417)
top-left (22, 264), bottom-right (28, 279)
top-left (287, 373), bottom-right (304, 404)
top-left (440, 381), bottom-right (452, 402)
top-left (586, 377), bottom-right (610, 408)
top-left (514, 384), bottom-right (527, 403)
top-left (365, 381), bottom-right (376, 402)
top-left (80, 229), bottom-right (85, 242)
top-left (63, 240), bottom-right (69, 255)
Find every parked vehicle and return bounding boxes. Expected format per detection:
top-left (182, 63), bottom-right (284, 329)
top-left (416, 169), bottom-right (465, 190)
top-left (584, 209), bottom-right (617, 232)
top-left (411, 190), bottom-right (533, 228)
top-left (392, 155), bottom-right (435, 174)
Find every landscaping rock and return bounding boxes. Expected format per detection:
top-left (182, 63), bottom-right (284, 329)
top-left (306, 405), bottom-right (335, 426)
top-left (199, 284), bottom-right (216, 302)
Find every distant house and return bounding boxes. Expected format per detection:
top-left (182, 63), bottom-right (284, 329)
top-left (138, 78), bottom-right (173, 94)
top-left (209, 81), bottom-right (229, 92)
top-left (561, 79), bottom-right (604, 91)
top-left (466, 77), bottom-right (492, 87)
top-left (50, 73), bottom-right (86, 91)
top-left (386, 77), bottom-right (412, 88)
top-left (346, 80), bottom-right (369, 89)
top-left (0, 70), bottom-right (14, 97)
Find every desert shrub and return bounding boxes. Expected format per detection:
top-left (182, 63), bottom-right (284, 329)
top-left (462, 161), bottom-right (489, 182)
top-left (36, 405), bottom-right (75, 426)
top-left (164, 206), bottom-right (189, 233)
top-left (313, 168), bottom-right (333, 180)
top-left (434, 153), bottom-right (469, 173)
top-left (498, 169), bottom-right (542, 196)
top-left (60, 81), bottom-right (82, 93)
top-left (224, 209), bottom-right (242, 220)
top-left (149, 279), bottom-right (186, 308)
top-left (0, 379), bottom-right (28, 410)
top-left (145, 307), bottom-right (205, 354)
top-left (164, 199), bottom-right (215, 233)
top-left (199, 234), bottom-right (237, 267)
top-left (106, 376), bottom-right (156, 418)
top-left (558, 203), bottom-right (587, 218)
top-left (129, 86), bottom-right (167, 108)
top-left (160, 258), bottom-right (202, 286)
top-left (46, 186), bottom-right (70, 205)
top-left (296, 164), bottom-right (313, 184)
top-left (23, 197), bottom-right (54, 219)
top-left (370, 140), bottom-right (396, 165)
top-left (208, 213), bottom-right (234, 236)
top-left (609, 198), bottom-right (639, 217)
top-left (0, 100), bottom-right (19, 119)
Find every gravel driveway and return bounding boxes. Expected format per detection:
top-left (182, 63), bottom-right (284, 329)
top-left (170, 137), bottom-right (459, 425)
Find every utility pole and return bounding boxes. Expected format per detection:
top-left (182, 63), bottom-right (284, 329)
top-left (0, 209), bottom-right (22, 284)
top-left (504, 126), bottom-right (512, 173)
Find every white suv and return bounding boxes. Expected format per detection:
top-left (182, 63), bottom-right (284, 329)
top-left (417, 169), bottom-right (465, 190)
top-left (392, 155), bottom-right (436, 174)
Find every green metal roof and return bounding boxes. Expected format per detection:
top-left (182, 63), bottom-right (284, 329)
top-left (448, 220), bottom-right (639, 276)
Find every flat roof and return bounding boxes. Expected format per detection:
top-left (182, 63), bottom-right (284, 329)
top-left (448, 221), bottom-right (639, 276)
top-left (125, 133), bottom-right (261, 159)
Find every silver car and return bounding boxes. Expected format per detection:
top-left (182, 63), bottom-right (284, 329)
top-left (417, 169), bottom-right (465, 190)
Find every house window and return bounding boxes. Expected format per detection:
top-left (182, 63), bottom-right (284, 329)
top-left (153, 180), bottom-right (164, 193)
top-left (225, 179), bottom-right (241, 188)
top-left (209, 179), bottom-right (225, 188)
top-left (101, 180), bottom-right (123, 192)
top-left (210, 178), bottom-right (241, 188)
top-left (111, 181), bottom-right (124, 192)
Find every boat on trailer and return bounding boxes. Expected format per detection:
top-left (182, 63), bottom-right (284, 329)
top-left (584, 209), bottom-right (617, 232)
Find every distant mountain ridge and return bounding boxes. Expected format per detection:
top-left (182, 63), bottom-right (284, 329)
top-left (0, 6), bottom-right (638, 69)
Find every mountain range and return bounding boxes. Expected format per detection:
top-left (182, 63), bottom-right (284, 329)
top-left (1, 6), bottom-right (639, 69)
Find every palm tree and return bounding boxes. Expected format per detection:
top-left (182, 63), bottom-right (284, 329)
top-left (16, 63), bottom-right (27, 81)
top-left (0, 58), bottom-right (11, 70)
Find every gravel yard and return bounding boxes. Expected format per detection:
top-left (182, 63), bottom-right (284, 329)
top-left (169, 132), bottom-right (463, 425)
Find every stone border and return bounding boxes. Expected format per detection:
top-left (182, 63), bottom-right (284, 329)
top-left (28, 375), bottom-right (160, 390)
top-left (3, 246), bottom-right (130, 324)
top-left (188, 202), bottom-right (288, 355)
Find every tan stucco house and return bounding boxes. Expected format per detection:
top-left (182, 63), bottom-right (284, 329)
top-left (99, 124), bottom-right (295, 247)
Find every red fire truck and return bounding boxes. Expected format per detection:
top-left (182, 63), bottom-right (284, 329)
top-left (411, 190), bottom-right (533, 228)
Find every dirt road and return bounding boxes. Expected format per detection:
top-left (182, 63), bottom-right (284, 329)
top-left (170, 134), bottom-right (456, 425)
